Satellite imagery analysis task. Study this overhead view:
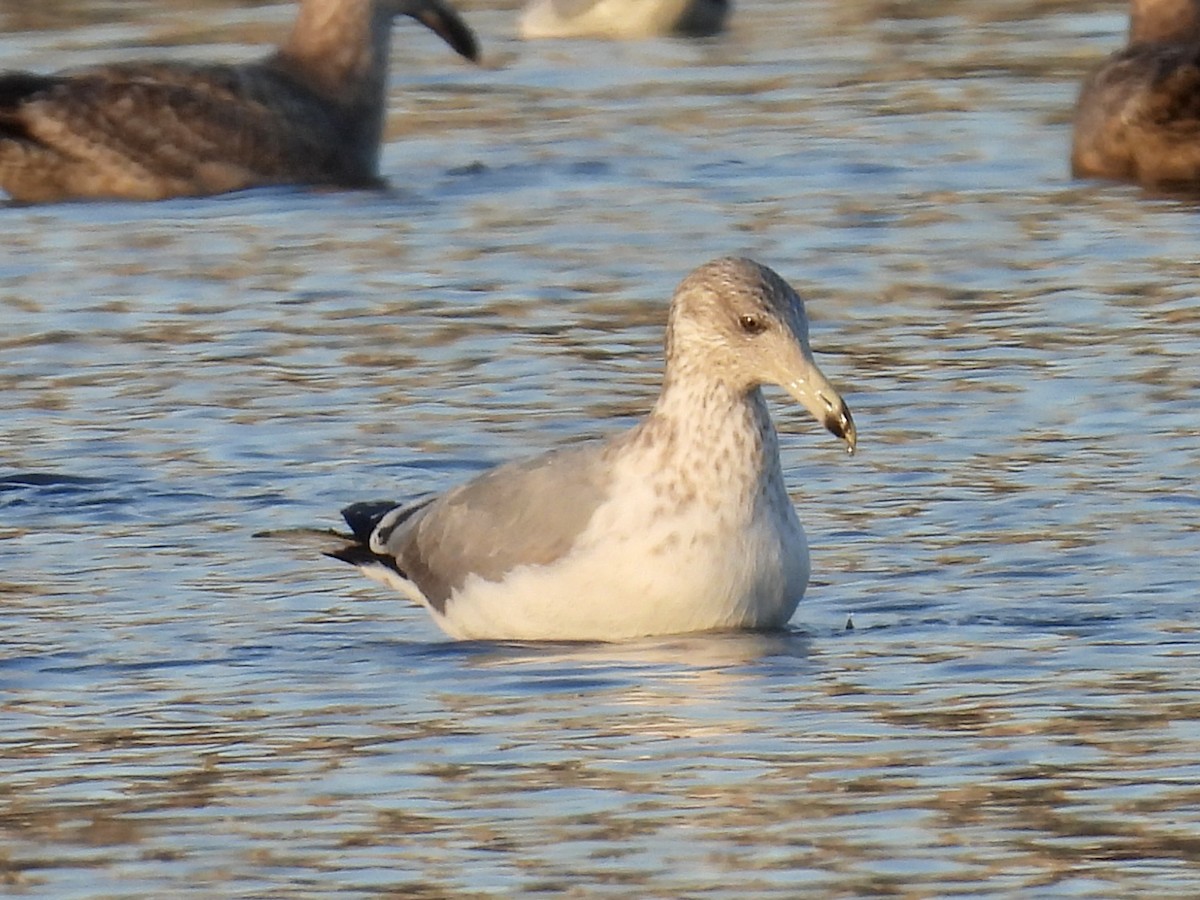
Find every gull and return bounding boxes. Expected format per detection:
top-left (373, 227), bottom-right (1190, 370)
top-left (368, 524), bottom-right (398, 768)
top-left (0, 0), bottom-right (479, 203)
top-left (1072, 0), bottom-right (1200, 188)
top-left (518, 0), bottom-right (729, 40)
top-left (323, 257), bottom-right (856, 642)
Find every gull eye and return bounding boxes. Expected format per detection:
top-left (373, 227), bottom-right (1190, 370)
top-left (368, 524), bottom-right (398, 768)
top-left (739, 314), bottom-right (767, 335)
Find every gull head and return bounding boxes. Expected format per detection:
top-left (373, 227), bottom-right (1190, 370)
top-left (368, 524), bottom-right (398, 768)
top-left (666, 257), bottom-right (857, 453)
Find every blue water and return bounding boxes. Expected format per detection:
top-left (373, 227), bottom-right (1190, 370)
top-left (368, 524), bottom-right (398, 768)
top-left (2, 0), bottom-right (1199, 896)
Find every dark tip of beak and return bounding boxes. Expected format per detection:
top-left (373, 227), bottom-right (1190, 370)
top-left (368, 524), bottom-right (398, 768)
top-left (825, 401), bottom-right (857, 455)
top-left (411, 2), bottom-right (480, 62)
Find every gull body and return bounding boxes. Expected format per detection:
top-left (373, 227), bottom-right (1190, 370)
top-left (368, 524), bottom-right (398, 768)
top-left (1072, 0), bottom-right (1200, 188)
top-left (519, 0), bottom-right (729, 40)
top-left (0, 0), bottom-right (478, 203)
top-left (326, 257), bottom-right (856, 642)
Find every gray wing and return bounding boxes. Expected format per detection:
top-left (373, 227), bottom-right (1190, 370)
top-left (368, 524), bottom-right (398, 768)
top-left (377, 441), bottom-right (615, 612)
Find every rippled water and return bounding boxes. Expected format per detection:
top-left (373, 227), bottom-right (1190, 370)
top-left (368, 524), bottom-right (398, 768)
top-left (2, 0), bottom-right (1200, 895)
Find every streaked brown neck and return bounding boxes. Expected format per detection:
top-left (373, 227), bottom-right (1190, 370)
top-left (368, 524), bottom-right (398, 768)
top-left (274, 0), bottom-right (392, 102)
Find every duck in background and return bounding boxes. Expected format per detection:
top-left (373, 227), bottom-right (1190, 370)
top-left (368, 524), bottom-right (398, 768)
top-left (519, 0), bottom-right (729, 40)
top-left (1072, 0), bottom-right (1200, 188)
top-left (0, 0), bottom-right (478, 203)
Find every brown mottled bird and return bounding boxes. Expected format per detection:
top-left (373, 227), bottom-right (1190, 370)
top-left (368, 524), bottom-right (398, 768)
top-left (1072, 0), bottom-right (1200, 188)
top-left (0, 0), bottom-right (479, 203)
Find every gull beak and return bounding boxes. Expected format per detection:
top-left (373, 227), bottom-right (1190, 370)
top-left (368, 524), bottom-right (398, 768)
top-left (777, 349), bottom-right (857, 455)
top-left (404, 0), bottom-right (481, 62)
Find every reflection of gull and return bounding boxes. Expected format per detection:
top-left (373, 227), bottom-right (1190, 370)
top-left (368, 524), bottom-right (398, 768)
top-left (0, 0), bottom-right (479, 203)
top-left (1072, 0), bottom-right (1200, 187)
top-left (452, 632), bottom-right (819, 712)
top-left (325, 257), bottom-right (856, 642)
top-left (474, 630), bottom-right (817, 673)
top-left (518, 0), bottom-right (730, 40)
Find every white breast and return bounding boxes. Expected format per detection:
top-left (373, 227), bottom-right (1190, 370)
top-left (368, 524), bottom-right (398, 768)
top-left (432, 444), bottom-right (809, 641)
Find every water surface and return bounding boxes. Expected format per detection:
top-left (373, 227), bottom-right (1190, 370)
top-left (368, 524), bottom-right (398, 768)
top-left (2, 0), bottom-right (1199, 896)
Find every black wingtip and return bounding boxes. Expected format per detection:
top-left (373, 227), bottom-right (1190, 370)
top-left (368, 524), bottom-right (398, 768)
top-left (0, 72), bottom-right (62, 141)
top-left (323, 539), bottom-right (409, 584)
top-left (0, 71), bottom-right (60, 108)
top-left (341, 500), bottom-right (403, 545)
top-left (324, 542), bottom-right (380, 567)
